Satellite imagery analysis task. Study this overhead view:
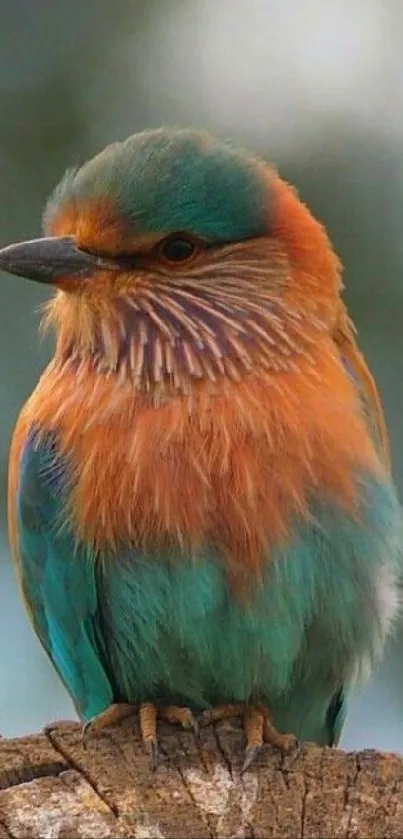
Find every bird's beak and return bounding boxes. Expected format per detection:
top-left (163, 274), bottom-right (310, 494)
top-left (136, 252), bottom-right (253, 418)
top-left (0, 235), bottom-right (114, 285)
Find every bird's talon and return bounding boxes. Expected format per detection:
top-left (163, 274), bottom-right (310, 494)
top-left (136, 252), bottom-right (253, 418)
top-left (199, 703), bottom-right (244, 728)
top-left (158, 704), bottom-right (198, 733)
top-left (241, 744), bottom-right (261, 774)
top-left (283, 739), bottom-right (305, 768)
top-left (199, 709), bottom-right (212, 727)
top-left (283, 734), bottom-right (299, 752)
top-left (81, 721), bottom-right (92, 746)
top-left (181, 709), bottom-right (199, 737)
top-left (81, 703), bottom-right (138, 743)
top-left (147, 739), bottom-right (160, 771)
top-left (263, 716), bottom-right (297, 753)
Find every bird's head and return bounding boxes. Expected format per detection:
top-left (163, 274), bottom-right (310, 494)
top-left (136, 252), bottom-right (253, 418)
top-left (0, 128), bottom-right (341, 394)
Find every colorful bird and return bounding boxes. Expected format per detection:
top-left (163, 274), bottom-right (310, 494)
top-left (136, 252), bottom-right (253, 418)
top-left (2, 128), bottom-right (402, 771)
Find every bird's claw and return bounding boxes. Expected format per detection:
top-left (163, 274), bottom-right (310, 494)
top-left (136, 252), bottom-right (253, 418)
top-left (147, 739), bottom-right (160, 772)
top-left (198, 702), bottom-right (299, 772)
top-left (139, 702), bottom-right (199, 769)
top-left (158, 704), bottom-right (199, 735)
top-left (241, 744), bottom-right (261, 774)
top-left (79, 702), bottom-right (138, 749)
top-left (81, 720), bottom-right (92, 748)
top-left (282, 738), bottom-right (305, 768)
top-left (189, 715), bottom-right (199, 738)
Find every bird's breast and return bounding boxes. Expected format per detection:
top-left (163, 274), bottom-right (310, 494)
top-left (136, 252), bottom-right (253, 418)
top-left (16, 351), bottom-right (380, 580)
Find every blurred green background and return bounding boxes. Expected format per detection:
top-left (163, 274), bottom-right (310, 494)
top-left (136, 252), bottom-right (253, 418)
top-left (0, 0), bottom-right (402, 749)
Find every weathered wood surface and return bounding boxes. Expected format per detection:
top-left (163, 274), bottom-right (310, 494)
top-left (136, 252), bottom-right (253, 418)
top-left (1, 719), bottom-right (403, 838)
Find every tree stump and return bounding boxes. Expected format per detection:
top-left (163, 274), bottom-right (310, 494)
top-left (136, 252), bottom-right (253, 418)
top-left (1, 719), bottom-right (403, 838)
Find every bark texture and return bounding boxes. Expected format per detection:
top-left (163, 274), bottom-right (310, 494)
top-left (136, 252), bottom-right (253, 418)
top-left (0, 719), bottom-right (402, 838)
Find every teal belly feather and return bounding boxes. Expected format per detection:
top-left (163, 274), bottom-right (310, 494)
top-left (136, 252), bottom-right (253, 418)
top-left (15, 429), bottom-right (402, 746)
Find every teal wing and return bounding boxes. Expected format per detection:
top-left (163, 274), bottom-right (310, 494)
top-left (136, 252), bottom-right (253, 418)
top-left (13, 428), bottom-right (114, 721)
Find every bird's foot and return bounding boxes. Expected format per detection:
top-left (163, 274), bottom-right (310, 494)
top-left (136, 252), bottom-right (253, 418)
top-left (139, 702), bottom-right (199, 770)
top-left (82, 701), bottom-right (198, 771)
top-left (201, 702), bottom-right (298, 772)
top-left (82, 702), bottom-right (137, 743)
top-left (157, 703), bottom-right (199, 736)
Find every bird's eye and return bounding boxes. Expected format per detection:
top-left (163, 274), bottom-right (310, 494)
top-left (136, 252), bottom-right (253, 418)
top-left (158, 234), bottom-right (199, 264)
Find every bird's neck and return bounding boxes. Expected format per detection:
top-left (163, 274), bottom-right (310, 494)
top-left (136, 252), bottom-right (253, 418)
top-left (20, 340), bottom-right (380, 576)
top-left (42, 281), bottom-right (330, 402)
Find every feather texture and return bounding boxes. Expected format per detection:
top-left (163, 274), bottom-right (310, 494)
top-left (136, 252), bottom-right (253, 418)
top-left (9, 425), bottom-right (401, 745)
top-left (6, 127), bottom-right (403, 750)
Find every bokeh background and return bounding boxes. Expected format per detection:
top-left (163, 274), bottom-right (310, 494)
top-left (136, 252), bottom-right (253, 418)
top-left (1, 0), bottom-right (402, 749)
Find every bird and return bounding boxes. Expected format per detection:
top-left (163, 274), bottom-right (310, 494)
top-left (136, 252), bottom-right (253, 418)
top-left (1, 127), bottom-right (402, 772)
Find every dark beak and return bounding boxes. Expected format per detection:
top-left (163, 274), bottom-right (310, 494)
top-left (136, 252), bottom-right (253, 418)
top-left (0, 235), bottom-right (113, 285)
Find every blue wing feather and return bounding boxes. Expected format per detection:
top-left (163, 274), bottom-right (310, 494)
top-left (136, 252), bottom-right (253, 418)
top-left (16, 431), bottom-right (113, 720)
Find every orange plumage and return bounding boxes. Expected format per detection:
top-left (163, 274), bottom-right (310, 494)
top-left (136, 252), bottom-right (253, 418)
top-left (3, 128), bottom-right (399, 766)
top-left (10, 176), bottom-right (381, 584)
